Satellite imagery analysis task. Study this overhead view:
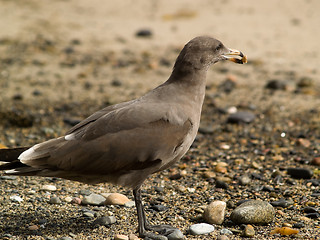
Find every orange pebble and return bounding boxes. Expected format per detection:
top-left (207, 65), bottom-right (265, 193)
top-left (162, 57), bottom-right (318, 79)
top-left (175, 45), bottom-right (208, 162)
top-left (270, 227), bottom-right (299, 235)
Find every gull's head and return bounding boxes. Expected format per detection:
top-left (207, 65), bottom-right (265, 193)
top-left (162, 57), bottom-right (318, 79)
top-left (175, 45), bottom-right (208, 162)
top-left (174, 36), bottom-right (247, 71)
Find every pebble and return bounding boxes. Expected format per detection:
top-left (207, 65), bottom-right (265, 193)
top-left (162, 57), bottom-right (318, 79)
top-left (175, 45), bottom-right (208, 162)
top-left (10, 195), bottom-right (23, 203)
top-left (58, 237), bottom-right (73, 240)
top-left (305, 212), bottom-right (319, 219)
top-left (28, 225), bottom-right (39, 231)
top-left (150, 204), bottom-right (168, 212)
top-left (270, 227), bottom-right (299, 235)
top-left (220, 229), bottom-right (233, 235)
top-left (203, 200), bottom-right (226, 225)
top-left (114, 234), bottom-right (129, 240)
top-left (71, 197), bottom-right (82, 205)
top-left (82, 193), bottom-right (106, 206)
top-left (265, 79), bottom-right (287, 90)
top-left (83, 211), bottom-right (95, 218)
top-left (79, 189), bottom-right (92, 196)
top-left (128, 234), bottom-right (139, 240)
top-left (41, 185), bottom-right (57, 191)
top-left (270, 199), bottom-right (293, 208)
top-left (241, 224), bottom-right (255, 237)
top-left (227, 111), bottom-right (255, 124)
top-left (0, 176), bottom-right (17, 180)
top-left (167, 229), bottom-right (185, 240)
top-left (230, 200), bottom-right (275, 224)
top-left (124, 201), bottom-right (136, 208)
top-left (93, 216), bottom-right (117, 226)
top-left (64, 196), bottom-right (73, 203)
top-left (103, 193), bottom-right (130, 205)
top-left (217, 235), bottom-right (230, 240)
top-left (287, 167), bottom-right (313, 179)
top-left (302, 206), bottom-right (318, 213)
top-left (311, 157), bottom-right (320, 166)
top-left (49, 196), bottom-right (61, 204)
top-left (189, 223), bottom-right (215, 235)
top-left (238, 174), bottom-right (251, 185)
top-left (135, 29), bottom-right (153, 37)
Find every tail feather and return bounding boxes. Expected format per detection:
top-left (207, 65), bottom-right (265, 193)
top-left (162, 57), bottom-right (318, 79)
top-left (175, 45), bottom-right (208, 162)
top-left (0, 147), bottom-right (30, 171)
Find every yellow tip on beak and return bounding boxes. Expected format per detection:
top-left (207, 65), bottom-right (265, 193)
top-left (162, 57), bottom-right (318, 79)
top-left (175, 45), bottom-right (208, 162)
top-left (223, 48), bottom-right (247, 64)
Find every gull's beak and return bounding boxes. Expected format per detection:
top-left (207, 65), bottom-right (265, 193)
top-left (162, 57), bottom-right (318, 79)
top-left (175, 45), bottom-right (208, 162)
top-left (222, 48), bottom-right (247, 64)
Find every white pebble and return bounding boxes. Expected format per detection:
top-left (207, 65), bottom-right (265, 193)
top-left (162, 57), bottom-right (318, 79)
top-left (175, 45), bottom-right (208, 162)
top-left (10, 195), bottom-right (23, 203)
top-left (189, 223), bottom-right (215, 235)
top-left (41, 185), bottom-right (57, 191)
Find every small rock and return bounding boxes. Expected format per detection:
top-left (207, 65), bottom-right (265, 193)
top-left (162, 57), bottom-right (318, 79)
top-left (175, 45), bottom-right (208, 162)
top-left (305, 213), bottom-right (319, 219)
top-left (103, 193), bottom-right (130, 205)
top-left (218, 77), bottom-right (236, 94)
top-left (202, 171), bottom-right (216, 179)
top-left (150, 204), bottom-right (168, 212)
top-left (189, 223), bottom-right (215, 235)
top-left (58, 237), bottom-right (73, 240)
top-left (297, 76), bottom-right (313, 88)
top-left (227, 111), bottom-right (255, 124)
top-left (203, 200), bottom-right (226, 225)
top-left (215, 162), bottom-right (228, 173)
top-left (41, 185), bottom-right (57, 191)
top-left (71, 197), bottom-right (82, 205)
top-left (270, 227), bottom-right (299, 235)
top-left (296, 138), bottom-right (311, 148)
top-left (167, 229), bottom-right (185, 240)
top-left (10, 195), bottom-right (23, 203)
top-left (265, 79), bottom-right (287, 90)
top-left (82, 193), bottom-right (106, 206)
top-left (128, 234), bottom-right (139, 240)
top-left (93, 216), bottom-right (117, 226)
top-left (302, 206), bottom-right (319, 213)
top-left (49, 196), bottom-right (61, 204)
top-left (0, 176), bottom-right (17, 180)
top-left (83, 211), bottom-right (95, 218)
top-left (28, 225), bottom-right (39, 231)
top-left (217, 235), bottom-right (230, 240)
top-left (230, 200), bottom-right (275, 224)
top-left (293, 222), bottom-right (305, 228)
top-left (114, 234), bottom-right (129, 240)
top-left (64, 196), bottom-right (73, 203)
top-left (287, 167), bottom-right (313, 179)
top-left (124, 201), bottom-right (135, 208)
top-left (135, 29), bottom-right (153, 37)
top-left (220, 229), bottom-right (233, 235)
top-left (242, 224), bottom-right (255, 237)
top-left (311, 157), bottom-right (320, 166)
top-left (79, 189), bottom-right (92, 196)
top-left (270, 199), bottom-right (293, 208)
top-left (239, 174), bottom-right (251, 185)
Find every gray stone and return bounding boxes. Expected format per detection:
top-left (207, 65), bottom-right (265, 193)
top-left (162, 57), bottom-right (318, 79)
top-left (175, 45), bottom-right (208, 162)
top-left (93, 216), bottom-right (116, 226)
top-left (230, 200), bottom-right (275, 224)
top-left (82, 193), bottom-right (106, 206)
top-left (49, 196), bottom-right (61, 204)
top-left (189, 223), bottom-right (215, 235)
top-left (167, 229), bottom-right (185, 240)
top-left (227, 111), bottom-right (255, 124)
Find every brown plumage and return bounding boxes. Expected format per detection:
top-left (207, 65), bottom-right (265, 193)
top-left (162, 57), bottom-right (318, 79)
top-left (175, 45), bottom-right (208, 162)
top-left (0, 36), bottom-right (246, 238)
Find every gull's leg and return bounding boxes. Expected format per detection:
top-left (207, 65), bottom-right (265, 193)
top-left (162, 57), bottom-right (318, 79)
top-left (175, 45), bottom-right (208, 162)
top-left (133, 188), bottom-right (178, 239)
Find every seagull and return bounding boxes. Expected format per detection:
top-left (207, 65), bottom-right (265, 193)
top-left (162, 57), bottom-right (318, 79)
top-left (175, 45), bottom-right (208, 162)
top-left (0, 36), bottom-right (247, 239)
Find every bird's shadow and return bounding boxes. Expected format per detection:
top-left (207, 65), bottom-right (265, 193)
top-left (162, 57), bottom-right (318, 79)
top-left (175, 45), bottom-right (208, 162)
top-left (0, 209), bottom-right (119, 238)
